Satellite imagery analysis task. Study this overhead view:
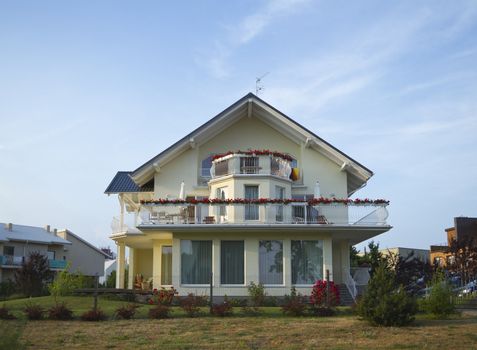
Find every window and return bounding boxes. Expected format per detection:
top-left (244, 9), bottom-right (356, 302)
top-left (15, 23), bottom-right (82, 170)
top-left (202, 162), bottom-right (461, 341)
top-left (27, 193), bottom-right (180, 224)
top-left (47, 251), bottom-right (55, 260)
top-left (221, 241), bottom-right (244, 284)
top-left (259, 240), bottom-right (283, 284)
top-left (216, 187), bottom-right (227, 218)
top-left (181, 240), bottom-right (212, 284)
top-left (245, 185), bottom-right (259, 220)
top-left (240, 157), bottom-right (259, 174)
top-left (3, 246), bottom-right (14, 256)
top-left (161, 246), bottom-right (172, 285)
top-left (201, 156), bottom-right (213, 177)
top-left (291, 240), bottom-right (323, 284)
top-left (275, 186), bottom-right (285, 222)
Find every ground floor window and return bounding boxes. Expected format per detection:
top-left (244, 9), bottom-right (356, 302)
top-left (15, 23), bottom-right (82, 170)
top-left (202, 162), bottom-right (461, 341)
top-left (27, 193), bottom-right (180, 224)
top-left (161, 246), bottom-right (172, 285)
top-left (291, 240), bottom-right (323, 284)
top-left (259, 240), bottom-right (283, 285)
top-left (181, 240), bottom-right (212, 284)
top-left (221, 240), bottom-right (244, 285)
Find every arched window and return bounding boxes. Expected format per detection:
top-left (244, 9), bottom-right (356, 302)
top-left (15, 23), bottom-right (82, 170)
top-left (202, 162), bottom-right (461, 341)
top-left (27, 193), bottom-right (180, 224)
top-left (201, 155), bottom-right (213, 177)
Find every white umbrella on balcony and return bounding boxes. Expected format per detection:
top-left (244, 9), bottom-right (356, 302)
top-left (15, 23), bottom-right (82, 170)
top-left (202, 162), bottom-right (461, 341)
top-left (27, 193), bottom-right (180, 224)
top-left (314, 181), bottom-right (321, 198)
top-left (179, 181), bottom-right (185, 200)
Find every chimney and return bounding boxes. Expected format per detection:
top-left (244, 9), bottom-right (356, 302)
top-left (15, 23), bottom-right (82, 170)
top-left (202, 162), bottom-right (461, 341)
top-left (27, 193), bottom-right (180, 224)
top-left (5, 223), bottom-right (12, 231)
top-left (45, 225), bottom-right (50, 233)
top-left (53, 228), bottom-right (57, 236)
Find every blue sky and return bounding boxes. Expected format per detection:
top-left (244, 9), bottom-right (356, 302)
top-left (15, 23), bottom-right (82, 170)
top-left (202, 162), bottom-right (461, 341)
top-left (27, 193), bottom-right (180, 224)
top-left (0, 0), bottom-right (476, 252)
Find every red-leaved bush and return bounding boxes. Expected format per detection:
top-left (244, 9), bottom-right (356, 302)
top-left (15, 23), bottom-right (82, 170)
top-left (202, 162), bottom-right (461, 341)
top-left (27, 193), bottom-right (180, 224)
top-left (148, 287), bottom-right (177, 306)
top-left (310, 280), bottom-right (340, 307)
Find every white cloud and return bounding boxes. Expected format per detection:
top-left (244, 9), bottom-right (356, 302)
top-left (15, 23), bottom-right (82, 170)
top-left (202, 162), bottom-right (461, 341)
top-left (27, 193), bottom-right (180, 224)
top-left (199, 0), bottom-right (312, 78)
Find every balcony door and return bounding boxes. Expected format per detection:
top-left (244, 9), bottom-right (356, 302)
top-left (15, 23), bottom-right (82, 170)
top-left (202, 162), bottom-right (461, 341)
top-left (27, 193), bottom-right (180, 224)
top-left (245, 185), bottom-right (259, 220)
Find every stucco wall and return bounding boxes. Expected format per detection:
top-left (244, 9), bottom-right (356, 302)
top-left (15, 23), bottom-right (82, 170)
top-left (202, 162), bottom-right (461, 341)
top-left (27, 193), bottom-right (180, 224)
top-left (57, 231), bottom-right (105, 276)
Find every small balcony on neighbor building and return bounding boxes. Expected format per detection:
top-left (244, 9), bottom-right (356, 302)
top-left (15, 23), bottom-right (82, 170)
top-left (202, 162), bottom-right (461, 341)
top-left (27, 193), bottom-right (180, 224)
top-left (0, 255), bottom-right (67, 270)
top-left (198, 153), bottom-right (302, 186)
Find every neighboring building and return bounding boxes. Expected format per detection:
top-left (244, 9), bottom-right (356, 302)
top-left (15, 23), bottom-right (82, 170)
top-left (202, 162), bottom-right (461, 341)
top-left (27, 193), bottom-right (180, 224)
top-left (55, 229), bottom-right (110, 276)
top-left (105, 93), bottom-right (392, 300)
top-left (0, 223), bottom-right (109, 282)
top-left (380, 247), bottom-right (430, 263)
top-left (430, 217), bottom-right (477, 267)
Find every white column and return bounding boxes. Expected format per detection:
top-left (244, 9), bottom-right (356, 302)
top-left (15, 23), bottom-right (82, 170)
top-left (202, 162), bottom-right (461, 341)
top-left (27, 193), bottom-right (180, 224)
top-left (283, 239), bottom-right (292, 287)
top-left (323, 237), bottom-right (333, 281)
top-left (245, 238), bottom-right (259, 284)
top-left (172, 237), bottom-right (181, 289)
top-left (341, 240), bottom-right (350, 279)
top-left (152, 241), bottom-right (162, 290)
top-left (213, 239), bottom-right (220, 287)
top-left (119, 195), bottom-right (125, 230)
top-left (116, 242), bottom-right (126, 288)
top-left (128, 247), bottom-right (135, 289)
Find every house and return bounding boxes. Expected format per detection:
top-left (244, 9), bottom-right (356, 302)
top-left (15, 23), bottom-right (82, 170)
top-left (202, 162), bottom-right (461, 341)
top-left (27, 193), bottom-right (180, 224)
top-left (380, 247), bottom-right (430, 263)
top-left (104, 93), bottom-right (391, 300)
top-left (0, 223), bottom-right (109, 282)
top-left (430, 217), bottom-right (477, 267)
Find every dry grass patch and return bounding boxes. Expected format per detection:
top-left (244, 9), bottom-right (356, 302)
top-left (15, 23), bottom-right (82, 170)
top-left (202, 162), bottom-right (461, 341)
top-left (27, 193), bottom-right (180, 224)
top-left (1, 315), bottom-right (473, 349)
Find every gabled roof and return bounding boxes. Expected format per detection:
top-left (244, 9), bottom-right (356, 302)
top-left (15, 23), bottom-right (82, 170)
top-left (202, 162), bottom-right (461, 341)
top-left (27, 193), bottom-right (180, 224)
top-left (104, 171), bottom-right (154, 194)
top-left (0, 223), bottom-right (71, 245)
top-left (122, 93), bottom-right (374, 195)
top-left (58, 229), bottom-right (112, 258)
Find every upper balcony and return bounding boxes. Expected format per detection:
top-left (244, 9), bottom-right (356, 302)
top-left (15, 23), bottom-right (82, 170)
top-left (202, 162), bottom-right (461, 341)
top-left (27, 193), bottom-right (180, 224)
top-left (136, 198), bottom-right (389, 227)
top-left (198, 151), bottom-right (302, 186)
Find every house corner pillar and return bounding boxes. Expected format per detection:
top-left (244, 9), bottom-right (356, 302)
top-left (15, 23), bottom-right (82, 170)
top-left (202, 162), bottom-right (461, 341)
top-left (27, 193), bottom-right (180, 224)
top-left (116, 242), bottom-right (126, 288)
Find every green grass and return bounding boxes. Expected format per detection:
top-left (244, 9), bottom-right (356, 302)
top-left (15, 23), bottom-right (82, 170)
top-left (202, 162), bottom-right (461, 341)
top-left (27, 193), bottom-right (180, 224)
top-left (1, 296), bottom-right (477, 349)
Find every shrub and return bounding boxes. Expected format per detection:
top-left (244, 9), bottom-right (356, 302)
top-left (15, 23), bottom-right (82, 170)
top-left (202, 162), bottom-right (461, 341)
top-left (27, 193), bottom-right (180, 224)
top-left (357, 264), bottom-right (417, 327)
top-left (421, 272), bottom-right (455, 318)
top-left (15, 252), bottom-right (54, 297)
top-left (148, 287), bottom-right (177, 306)
top-left (211, 297), bottom-right (233, 317)
top-left (281, 287), bottom-right (307, 316)
top-left (80, 308), bottom-right (107, 321)
top-left (310, 280), bottom-right (340, 307)
top-left (0, 304), bottom-right (16, 320)
top-left (248, 282), bottom-right (266, 306)
top-left (148, 304), bottom-right (171, 319)
top-left (0, 280), bottom-right (16, 299)
top-left (115, 304), bottom-right (139, 320)
top-left (23, 302), bottom-right (44, 320)
top-left (48, 302), bottom-right (74, 320)
top-left (180, 293), bottom-right (207, 317)
top-left (310, 306), bottom-right (335, 317)
top-left (49, 268), bottom-right (89, 297)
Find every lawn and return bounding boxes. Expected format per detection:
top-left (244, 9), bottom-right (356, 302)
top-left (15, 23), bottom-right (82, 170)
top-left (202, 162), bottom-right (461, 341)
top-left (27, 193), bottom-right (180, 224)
top-left (1, 296), bottom-right (477, 349)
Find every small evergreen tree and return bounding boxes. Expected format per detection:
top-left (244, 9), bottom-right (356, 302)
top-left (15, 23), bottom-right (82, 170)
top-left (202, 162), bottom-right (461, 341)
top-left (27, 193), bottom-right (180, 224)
top-left (421, 271), bottom-right (455, 318)
top-left (15, 252), bottom-right (54, 297)
top-left (357, 263), bottom-right (417, 326)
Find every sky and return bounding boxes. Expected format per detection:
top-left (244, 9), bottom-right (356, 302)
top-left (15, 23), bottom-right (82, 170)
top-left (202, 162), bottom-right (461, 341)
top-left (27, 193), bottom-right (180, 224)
top-left (0, 0), bottom-right (476, 253)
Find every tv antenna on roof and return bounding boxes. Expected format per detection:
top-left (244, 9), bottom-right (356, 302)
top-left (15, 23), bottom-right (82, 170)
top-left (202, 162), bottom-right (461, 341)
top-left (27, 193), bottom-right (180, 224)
top-left (255, 72), bottom-right (269, 95)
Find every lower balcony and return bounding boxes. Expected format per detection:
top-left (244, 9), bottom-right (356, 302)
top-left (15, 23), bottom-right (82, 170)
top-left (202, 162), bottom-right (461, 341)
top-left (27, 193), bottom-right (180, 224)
top-left (135, 202), bottom-right (389, 227)
top-left (0, 255), bottom-right (67, 270)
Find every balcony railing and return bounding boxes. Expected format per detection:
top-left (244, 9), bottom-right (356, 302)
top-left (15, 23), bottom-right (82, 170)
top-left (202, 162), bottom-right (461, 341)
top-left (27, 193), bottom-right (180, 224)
top-left (138, 202), bottom-right (389, 226)
top-left (0, 255), bottom-right (67, 269)
top-left (207, 154), bottom-right (301, 183)
top-left (49, 259), bottom-right (68, 269)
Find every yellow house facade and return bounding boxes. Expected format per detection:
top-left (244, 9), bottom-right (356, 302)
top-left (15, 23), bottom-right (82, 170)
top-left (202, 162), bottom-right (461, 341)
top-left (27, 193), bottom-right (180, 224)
top-left (105, 93), bottom-right (391, 300)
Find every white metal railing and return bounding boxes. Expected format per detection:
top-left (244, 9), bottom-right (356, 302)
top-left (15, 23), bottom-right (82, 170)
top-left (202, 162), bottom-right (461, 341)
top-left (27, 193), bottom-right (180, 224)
top-left (206, 154), bottom-right (301, 182)
top-left (344, 269), bottom-right (357, 302)
top-left (136, 203), bottom-right (389, 226)
top-left (111, 216), bottom-right (141, 234)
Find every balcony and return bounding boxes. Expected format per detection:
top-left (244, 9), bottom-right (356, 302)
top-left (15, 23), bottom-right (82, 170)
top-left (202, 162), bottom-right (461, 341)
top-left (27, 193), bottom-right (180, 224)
top-left (0, 255), bottom-right (67, 270)
top-left (202, 153), bottom-right (301, 184)
top-left (138, 201), bottom-right (389, 226)
top-left (49, 259), bottom-right (67, 269)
